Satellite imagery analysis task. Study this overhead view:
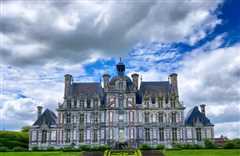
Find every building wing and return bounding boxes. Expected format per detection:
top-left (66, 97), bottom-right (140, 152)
top-left (185, 106), bottom-right (214, 126)
top-left (33, 109), bottom-right (57, 127)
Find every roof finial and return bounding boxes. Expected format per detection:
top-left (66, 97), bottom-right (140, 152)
top-left (120, 57), bottom-right (122, 62)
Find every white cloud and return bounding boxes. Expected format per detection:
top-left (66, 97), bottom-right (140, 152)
top-left (0, 0), bottom-right (222, 66)
top-left (215, 121), bottom-right (240, 138)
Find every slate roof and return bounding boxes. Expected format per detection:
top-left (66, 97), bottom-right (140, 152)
top-left (185, 106), bottom-right (214, 126)
top-left (139, 81), bottom-right (170, 95)
top-left (72, 82), bottom-right (103, 96)
top-left (33, 109), bottom-right (57, 127)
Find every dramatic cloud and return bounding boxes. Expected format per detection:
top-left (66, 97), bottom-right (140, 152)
top-left (1, 0), bottom-right (222, 66)
top-left (0, 0), bottom-right (239, 139)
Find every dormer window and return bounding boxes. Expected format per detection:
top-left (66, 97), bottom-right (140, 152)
top-left (87, 98), bottom-right (91, 108)
top-left (151, 96), bottom-right (156, 104)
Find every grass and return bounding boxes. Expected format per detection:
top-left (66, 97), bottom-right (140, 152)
top-left (0, 149), bottom-right (239, 156)
top-left (0, 152), bottom-right (83, 156)
top-left (164, 149), bottom-right (240, 156)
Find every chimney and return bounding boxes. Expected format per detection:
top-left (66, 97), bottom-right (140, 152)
top-left (103, 73), bottom-right (110, 90)
top-left (64, 74), bottom-right (73, 98)
top-left (169, 73), bottom-right (178, 96)
top-left (37, 106), bottom-right (43, 118)
top-left (131, 73), bottom-right (139, 90)
top-left (200, 104), bottom-right (206, 115)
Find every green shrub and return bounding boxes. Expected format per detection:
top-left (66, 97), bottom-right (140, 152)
top-left (224, 141), bottom-right (235, 149)
top-left (47, 147), bottom-right (56, 151)
top-left (62, 146), bottom-right (75, 152)
top-left (12, 146), bottom-right (26, 152)
top-left (31, 146), bottom-right (39, 151)
top-left (204, 139), bottom-right (216, 149)
top-left (92, 145), bottom-right (110, 151)
top-left (139, 144), bottom-right (152, 150)
top-left (232, 139), bottom-right (240, 149)
top-left (192, 144), bottom-right (203, 149)
top-left (156, 144), bottom-right (165, 150)
top-left (172, 143), bottom-right (183, 150)
top-left (78, 145), bottom-right (91, 151)
top-left (0, 146), bottom-right (9, 152)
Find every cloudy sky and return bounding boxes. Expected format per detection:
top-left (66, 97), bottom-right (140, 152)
top-left (0, 0), bottom-right (239, 138)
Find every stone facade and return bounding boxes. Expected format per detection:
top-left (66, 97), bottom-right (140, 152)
top-left (29, 61), bottom-right (214, 149)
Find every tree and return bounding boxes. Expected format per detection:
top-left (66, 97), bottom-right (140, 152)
top-left (21, 126), bottom-right (31, 133)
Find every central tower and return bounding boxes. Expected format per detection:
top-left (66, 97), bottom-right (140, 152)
top-left (116, 58), bottom-right (125, 76)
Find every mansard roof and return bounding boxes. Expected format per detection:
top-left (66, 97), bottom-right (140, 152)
top-left (33, 109), bottom-right (57, 127)
top-left (72, 82), bottom-right (103, 96)
top-left (185, 106), bottom-right (214, 126)
top-left (139, 81), bottom-right (170, 95)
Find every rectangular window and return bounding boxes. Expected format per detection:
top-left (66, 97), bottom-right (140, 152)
top-left (67, 99), bottom-right (71, 108)
top-left (51, 131), bottom-right (56, 141)
top-left (159, 128), bottom-right (164, 141)
top-left (101, 129), bottom-right (105, 139)
top-left (119, 113), bottom-right (124, 122)
top-left (73, 129), bottom-right (77, 140)
top-left (158, 112), bottom-right (163, 123)
top-left (172, 128), bottom-right (177, 141)
top-left (66, 113), bottom-right (71, 123)
top-left (66, 129), bottom-right (71, 143)
top-left (172, 112), bottom-right (176, 123)
top-left (80, 100), bottom-right (84, 109)
top-left (129, 111), bottom-right (134, 122)
top-left (109, 128), bottom-right (114, 140)
top-left (94, 99), bottom-right (98, 108)
top-left (128, 97), bottom-right (133, 107)
top-left (74, 99), bottom-right (77, 108)
top-left (79, 129), bottom-right (84, 143)
top-left (196, 128), bottom-right (202, 141)
top-left (144, 112), bottom-right (149, 123)
top-left (94, 112), bottom-right (98, 123)
top-left (31, 131), bottom-right (37, 141)
top-left (158, 97), bottom-right (163, 108)
top-left (151, 96), bottom-right (156, 104)
top-left (79, 114), bottom-right (84, 124)
top-left (145, 128), bottom-right (150, 141)
top-left (42, 130), bottom-right (47, 143)
top-left (87, 98), bottom-right (91, 108)
top-left (109, 111), bottom-right (113, 123)
top-left (129, 128), bottom-right (134, 139)
top-left (93, 129), bottom-right (98, 142)
top-left (171, 98), bottom-right (176, 108)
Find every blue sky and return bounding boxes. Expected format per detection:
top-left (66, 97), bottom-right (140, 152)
top-left (0, 0), bottom-right (240, 138)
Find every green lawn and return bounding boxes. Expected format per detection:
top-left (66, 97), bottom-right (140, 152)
top-left (0, 152), bottom-right (82, 156)
top-left (164, 149), bottom-right (240, 156)
top-left (0, 149), bottom-right (240, 156)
